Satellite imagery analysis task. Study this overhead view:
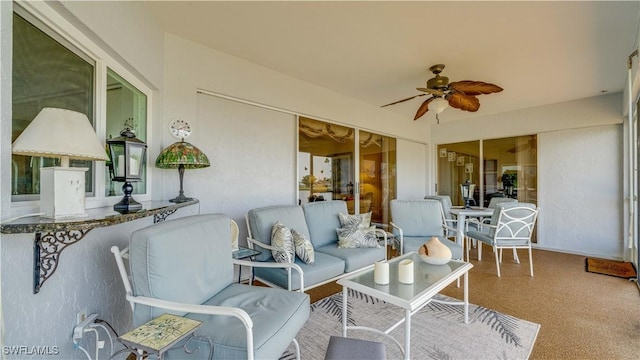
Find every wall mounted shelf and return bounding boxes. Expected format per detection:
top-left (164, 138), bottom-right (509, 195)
top-left (1, 200), bottom-right (199, 293)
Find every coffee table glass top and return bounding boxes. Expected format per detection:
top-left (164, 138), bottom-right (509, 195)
top-left (338, 252), bottom-right (472, 308)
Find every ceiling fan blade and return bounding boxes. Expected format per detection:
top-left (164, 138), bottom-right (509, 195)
top-left (414, 97), bottom-right (434, 120)
top-left (416, 87), bottom-right (445, 97)
top-left (448, 92), bottom-right (480, 112)
top-left (449, 81), bottom-right (503, 96)
top-left (380, 93), bottom-right (427, 107)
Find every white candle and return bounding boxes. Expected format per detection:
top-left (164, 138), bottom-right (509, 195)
top-left (117, 155), bottom-right (139, 176)
top-left (374, 261), bottom-right (389, 285)
top-left (398, 259), bottom-right (414, 284)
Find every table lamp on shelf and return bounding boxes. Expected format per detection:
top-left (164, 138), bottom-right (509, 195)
top-left (107, 127), bottom-right (147, 213)
top-left (11, 107), bottom-right (109, 219)
top-left (155, 140), bottom-right (210, 203)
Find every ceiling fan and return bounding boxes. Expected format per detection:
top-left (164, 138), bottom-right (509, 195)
top-left (381, 64), bottom-right (503, 122)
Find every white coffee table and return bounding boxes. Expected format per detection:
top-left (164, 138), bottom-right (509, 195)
top-left (337, 252), bottom-right (473, 359)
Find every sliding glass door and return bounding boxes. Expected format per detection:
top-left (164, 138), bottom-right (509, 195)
top-left (438, 136), bottom-right (537, 241)
top-left (298, 117), bottom-right (396, 223)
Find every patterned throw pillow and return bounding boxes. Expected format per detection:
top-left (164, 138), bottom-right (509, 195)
top-left (292, 229), bottom-right (315, 265)
top-left (271, 221), bottom-right (294, 263)
top-left (337, 225), bottom-right (380, 248)
top-left (338, 212), bottom-right (372, 229)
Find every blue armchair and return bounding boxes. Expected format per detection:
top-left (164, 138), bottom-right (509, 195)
top-left (389, 199), bottom-right (463, 260)
top-left (111, 214), bottom-right (310, 359)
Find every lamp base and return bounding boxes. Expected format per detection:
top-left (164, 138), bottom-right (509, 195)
top-left (113, 182), bottom-right (142, 213)
top-left (169, 193), bottom-right (193, 203)
top-left (40, 167), bottom-right (89, 219)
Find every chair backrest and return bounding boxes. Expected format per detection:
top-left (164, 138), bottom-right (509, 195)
top-left (390, 199), bottom-right (444, 237)
top-left (246, 204), bottom-right (310, 261)
top-left (128, 214), bottom-right (233, 326)
top-left (488, 197), bottom-right (517, 209)
top-left (491, 202), bottom-right (538, 244)
top-left (302, 200), bottom-right (348, 247)
top-left (424, 195), bottom-right (453, 220)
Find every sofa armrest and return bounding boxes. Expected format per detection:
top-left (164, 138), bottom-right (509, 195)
top-left (233, 259), bottom-right (305, 291)
top-left (126, 294), bottom-right (256, 359)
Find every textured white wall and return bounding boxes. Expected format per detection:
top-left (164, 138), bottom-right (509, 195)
top-left (396, 139), bottom-right (428, 200)
top-left (538, 125), bottom-right (623, 257)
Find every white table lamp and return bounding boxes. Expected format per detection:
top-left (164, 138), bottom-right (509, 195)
top-left (12, 107), bottom-right (109, 219)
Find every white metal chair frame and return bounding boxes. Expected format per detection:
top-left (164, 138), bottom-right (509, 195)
top-left (111, 246), bottom-right (303, 360)
top-left (467, 205), bottom-right (539, 277)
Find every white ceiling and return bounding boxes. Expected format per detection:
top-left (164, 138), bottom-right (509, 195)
top-left (145, 1), bottom-right (640, 124)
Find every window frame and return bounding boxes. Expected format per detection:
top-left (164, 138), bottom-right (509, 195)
top-left (10, 1), bottom-right (154, 213)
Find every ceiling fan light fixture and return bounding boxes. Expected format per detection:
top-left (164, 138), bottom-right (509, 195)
top-left (428, 97), bottom-right (449, 114)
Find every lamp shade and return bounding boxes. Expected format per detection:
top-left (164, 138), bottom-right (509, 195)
top-left (12, 107), bottom-right (108, 165)
top-left (155, 141), bottom-right (210, 169)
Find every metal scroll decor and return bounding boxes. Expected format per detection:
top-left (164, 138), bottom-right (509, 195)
top-left (34, 230), bottom-right (91, 294)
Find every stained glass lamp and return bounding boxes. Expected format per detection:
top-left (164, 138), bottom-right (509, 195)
top-left (155, 140), bottom-right (210, 203)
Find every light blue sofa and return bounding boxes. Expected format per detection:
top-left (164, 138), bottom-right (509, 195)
top-left (246, 200), bottom-right (387, 291)
top-left (114, 214), bottom-right (310, 359)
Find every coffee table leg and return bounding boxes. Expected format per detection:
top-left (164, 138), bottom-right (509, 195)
top-left (404, 309), bottom-right (411, 360)
top-left (464, 271), bottom-right (469, 324)
top-left (342, 287), bottom-right (348, 337)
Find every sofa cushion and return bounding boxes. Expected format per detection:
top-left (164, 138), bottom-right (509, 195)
top-left (271, 221), bottom-right (294, 263)
top-left (129, 214), bottom-right (232, 326)
top-left (336, 225), bottom-right (379, 248)
top-left (315, 244), bottom-right (385, 273)
top-left (302, 200), bottom-right (348, 248)
top-left (247, 205), bottom-right (310, 262)
top-left (167, 283), bottom-right (310, 359)
top-left (254, 252), bottom-right (345, 290)
top-left (338, 211), bottom-right (372, 229)
top-left (292, 229), bottom-right (315, 265)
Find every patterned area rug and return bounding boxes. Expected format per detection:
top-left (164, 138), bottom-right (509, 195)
top-left (586, 257), bottom-right (638, 279)
top-left (281, 289), bottom-right (540, 360)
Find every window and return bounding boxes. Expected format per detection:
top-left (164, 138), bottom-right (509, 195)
top-left (11, 5), bottom-right (151, 206)
top-left (12, 10), bottom-right (95, 200)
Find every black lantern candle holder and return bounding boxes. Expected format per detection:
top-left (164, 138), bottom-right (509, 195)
top-left (107, 128), bottom-right (147, 213)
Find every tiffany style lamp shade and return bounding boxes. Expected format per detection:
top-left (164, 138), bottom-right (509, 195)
top-left (155, 140), bottom-right (210, 203)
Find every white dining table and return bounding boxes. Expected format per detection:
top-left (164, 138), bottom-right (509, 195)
top-left (449, 206), bottom-right (494, 247)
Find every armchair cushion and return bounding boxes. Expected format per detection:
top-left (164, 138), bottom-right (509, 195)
top-left (185, 283), bottom-right (310, 359)
top-left (390, 200), bottom-right (445, 237)
top-left (129, 214), bottom-right (233, 324)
